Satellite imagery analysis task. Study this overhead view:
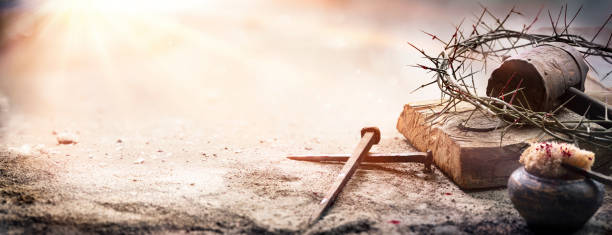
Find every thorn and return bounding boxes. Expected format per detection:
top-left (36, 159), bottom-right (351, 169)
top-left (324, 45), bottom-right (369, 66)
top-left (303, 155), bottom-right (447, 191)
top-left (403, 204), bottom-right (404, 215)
top-left (508, 78), bottom-right (524, 105)
top-left (555, 5), bottom-right (563, 32)
top-left (591, 13), bottom-right (612, 42)
top-left (414, 64), bottom-right (436, 71)
top-left (548, 10), bottom-right (558, 36)
top-left (602, 70), bottom-right (612, 81)
top-left (563, 3), bottom-right (568, 35)
top-left (512, 9), bottom-right (523, 16)
top-left (525, 5), bottom-right (544, 31)
top-left (420, 30), bottom-right (445, 44)
top-left (410, 80), bottom-right (437, 94)
top-left (498, 72), bottom-right (517, 100)
top-left (407, 41), bottom-right (425, 54)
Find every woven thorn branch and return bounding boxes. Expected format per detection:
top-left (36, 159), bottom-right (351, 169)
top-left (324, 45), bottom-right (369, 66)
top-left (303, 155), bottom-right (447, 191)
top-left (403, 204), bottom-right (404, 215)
top-left (409, 4), bottom-right (612, 148)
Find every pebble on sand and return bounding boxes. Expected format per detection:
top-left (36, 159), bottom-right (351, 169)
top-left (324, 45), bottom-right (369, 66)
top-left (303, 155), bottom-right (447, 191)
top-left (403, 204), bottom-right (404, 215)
top-left (57, 132), bottom-right (78, 145)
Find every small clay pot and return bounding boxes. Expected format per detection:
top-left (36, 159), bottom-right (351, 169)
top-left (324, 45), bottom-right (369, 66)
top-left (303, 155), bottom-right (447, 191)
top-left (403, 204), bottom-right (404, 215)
top-left (507, 167), bottom-right (604, 231)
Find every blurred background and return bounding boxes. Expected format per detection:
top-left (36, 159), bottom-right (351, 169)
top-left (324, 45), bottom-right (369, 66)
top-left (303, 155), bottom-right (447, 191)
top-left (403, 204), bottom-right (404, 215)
top-left (0, 0), bottom-right (610, 126)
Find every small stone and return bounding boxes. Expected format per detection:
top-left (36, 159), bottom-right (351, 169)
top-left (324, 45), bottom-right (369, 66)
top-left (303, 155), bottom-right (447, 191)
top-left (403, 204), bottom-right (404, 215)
top-left (56, 132), bottom-right (78, 145)
top-left (116, 139), bottom-right (123, 143)
top-left (134, 158), bottom-right (145, 164)
top-left (304, 147), bottom-right (313, 151)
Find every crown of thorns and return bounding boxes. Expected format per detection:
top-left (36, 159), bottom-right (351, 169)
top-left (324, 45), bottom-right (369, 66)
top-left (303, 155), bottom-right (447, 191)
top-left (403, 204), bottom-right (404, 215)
top-left (409, 4), bottom-right (612, 148)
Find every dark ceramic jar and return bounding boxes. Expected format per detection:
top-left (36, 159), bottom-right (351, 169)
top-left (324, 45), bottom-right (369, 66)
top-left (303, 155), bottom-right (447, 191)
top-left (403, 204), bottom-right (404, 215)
top-left (507, 166), bottom-right (604, 231)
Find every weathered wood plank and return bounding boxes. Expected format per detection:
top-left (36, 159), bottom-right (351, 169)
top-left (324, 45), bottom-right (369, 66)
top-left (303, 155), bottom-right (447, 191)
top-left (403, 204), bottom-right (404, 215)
top-left (395, 101), bottom-right (612, 189)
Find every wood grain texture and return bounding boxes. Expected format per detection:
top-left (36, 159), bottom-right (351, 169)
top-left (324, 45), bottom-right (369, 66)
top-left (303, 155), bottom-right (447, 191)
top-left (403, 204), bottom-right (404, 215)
top-left (395, 101), bottom-right (596, 189)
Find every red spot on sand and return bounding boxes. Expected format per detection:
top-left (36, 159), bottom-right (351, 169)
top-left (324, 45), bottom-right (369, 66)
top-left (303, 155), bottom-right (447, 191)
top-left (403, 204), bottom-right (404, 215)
top-left (389, 220), bottom-right (400, 225)
top-left (444, 192), bottom-right (452, 196)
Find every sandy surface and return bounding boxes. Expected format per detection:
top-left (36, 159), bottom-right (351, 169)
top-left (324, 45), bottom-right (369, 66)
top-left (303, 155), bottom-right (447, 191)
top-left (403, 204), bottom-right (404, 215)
top-left (0, 0), bottom-right (610, 234)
